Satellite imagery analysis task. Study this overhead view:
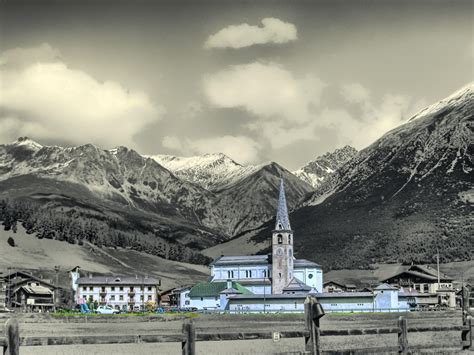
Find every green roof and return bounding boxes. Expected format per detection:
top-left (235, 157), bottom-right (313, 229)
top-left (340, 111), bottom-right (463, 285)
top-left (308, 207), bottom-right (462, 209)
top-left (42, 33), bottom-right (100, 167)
top-left (188, 281), bottom-right (253, 298)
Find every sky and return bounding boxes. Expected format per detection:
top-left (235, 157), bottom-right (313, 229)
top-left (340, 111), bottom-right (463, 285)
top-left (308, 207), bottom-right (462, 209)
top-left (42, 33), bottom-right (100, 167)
top-left (0, 0), bottom-right (472, 170)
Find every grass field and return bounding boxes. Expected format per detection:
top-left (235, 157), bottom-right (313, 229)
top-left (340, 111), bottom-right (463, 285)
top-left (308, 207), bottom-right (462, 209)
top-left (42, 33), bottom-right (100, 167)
top-left (2, 310), bottom-right (467, 354)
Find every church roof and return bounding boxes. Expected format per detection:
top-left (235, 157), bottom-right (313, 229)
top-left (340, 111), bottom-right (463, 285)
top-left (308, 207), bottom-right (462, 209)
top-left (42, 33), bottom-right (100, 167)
top-left (211, 255), bottom-right (321, 268)
top-left (283, 277), bottom-right (312, 292)
top-left (275, 178), bottom-right (291, 231)
top-left (188, 281), bottom-right (252, 298)
top-left (210, 255), bottom-right (269, 266)
top-left (294, 259), bottom-right (321, 268)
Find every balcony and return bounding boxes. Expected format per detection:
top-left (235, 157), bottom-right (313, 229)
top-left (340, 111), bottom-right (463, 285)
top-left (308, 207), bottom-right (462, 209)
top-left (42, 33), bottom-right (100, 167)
top-left (128, 290), bottom-right (136, 297)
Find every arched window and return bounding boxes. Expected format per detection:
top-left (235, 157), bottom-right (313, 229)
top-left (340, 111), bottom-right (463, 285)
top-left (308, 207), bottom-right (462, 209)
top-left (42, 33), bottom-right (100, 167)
top-left (277, 234), bottom-right (283, 244)
top-left (288, 235), bottom-right (291, 243)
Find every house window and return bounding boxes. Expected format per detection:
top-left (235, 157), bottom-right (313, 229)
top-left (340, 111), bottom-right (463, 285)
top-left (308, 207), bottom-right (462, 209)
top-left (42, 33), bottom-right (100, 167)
top-left (263, 270), bottom-right (267, 278)
top-left (101, 287), bottom-right (106, 292)
top-left (140, 295), bottom-right (144, 301)
top-left (200, 297), bottom-right (203, 301)
top-left (288, 235), bottom-right (291, 243)
top-left (119, 295), bottom-right (124, 301)
top-left (140, 286), bottom-right (144, 291)
top-left (130, 287), bottom-right (134, 292)
top-left (110, 295), bottom-right (115, 301)
top-left (227, 270), bottom-right (234, 278)
top-left (89, 286), bottom-right (93, 291)
top-left (82, 286), bottom-right (87, 291)
top-left (245, 270), bottom-right (252, 278)
top-left (185, 300), bottom-right (190, 305)
top-left (147, 295), bottom-right (152, 301)
top-left (120, 287), bottom-right (124, 291)
top-left (111, 287), bottom-right (115, 291)
top-left (148, 287), bottom-right (152, 291)
top-left (277, 234), bottom-right (283, 244)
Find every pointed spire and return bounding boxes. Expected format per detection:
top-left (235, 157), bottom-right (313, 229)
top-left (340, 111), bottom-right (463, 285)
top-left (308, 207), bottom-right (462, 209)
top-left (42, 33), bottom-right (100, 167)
top-left (275, 178), bottom-right (291, 231)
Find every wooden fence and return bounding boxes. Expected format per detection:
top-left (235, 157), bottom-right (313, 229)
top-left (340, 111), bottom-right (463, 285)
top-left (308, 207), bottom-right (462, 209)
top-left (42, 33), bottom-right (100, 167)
top-left (1, 292), bottom-right (473, 355)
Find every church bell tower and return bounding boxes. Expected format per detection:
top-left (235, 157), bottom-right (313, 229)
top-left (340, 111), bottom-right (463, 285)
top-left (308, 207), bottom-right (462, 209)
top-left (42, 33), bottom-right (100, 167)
top-left (271, 178), bottom-right (294, 294)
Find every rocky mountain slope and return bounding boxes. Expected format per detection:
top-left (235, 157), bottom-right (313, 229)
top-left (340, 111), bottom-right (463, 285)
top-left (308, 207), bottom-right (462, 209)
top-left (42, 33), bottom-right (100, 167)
top-left (293, 146), bottom-right (357, 188)
top-left (0, 138), bottom-right (313, 260)
top-left (252, 83), bottom-right (473, 269)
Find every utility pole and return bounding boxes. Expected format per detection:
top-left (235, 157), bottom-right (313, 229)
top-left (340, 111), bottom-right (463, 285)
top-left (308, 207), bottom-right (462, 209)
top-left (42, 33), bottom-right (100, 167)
top-left (54, 265), bottom-right (60, 310)
top-left (436, 249), bottom-right (440, 291)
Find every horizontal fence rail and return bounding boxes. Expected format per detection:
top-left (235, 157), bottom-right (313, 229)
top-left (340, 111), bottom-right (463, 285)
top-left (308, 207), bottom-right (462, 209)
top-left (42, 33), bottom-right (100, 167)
top-left (2, 291), bottom-right (473, 355)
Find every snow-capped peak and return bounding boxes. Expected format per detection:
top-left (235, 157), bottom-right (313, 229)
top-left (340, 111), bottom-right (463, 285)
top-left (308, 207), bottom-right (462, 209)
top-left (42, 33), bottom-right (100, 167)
top-left (409, 82), bottom-right (473, 122)
top-left (293, 146), bottom-right (357, 188)
top-left (12, 137), bottom-right (43, 151)
top-left (148, 153), bottom-right (258, 191)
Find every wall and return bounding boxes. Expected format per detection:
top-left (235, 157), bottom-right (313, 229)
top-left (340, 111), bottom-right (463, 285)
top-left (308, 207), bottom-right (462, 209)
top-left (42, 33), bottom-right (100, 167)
top-left (211, 265), bottom-right (270, 281)
top-left (189, 296), bottom-right (220, 310)
top-left (294, 267), bottom-right (323, 292)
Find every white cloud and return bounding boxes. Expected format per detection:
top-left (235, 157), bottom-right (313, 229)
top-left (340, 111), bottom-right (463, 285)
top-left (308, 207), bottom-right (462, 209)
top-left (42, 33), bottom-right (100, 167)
top-left (324, 85), bottom-right (425, 149)
top-left (162, 135), bottom-right (260, 164)
top-left (204, 61), bottom-right (325, 124)
top-left (162, 136), bottom-right (183, 151)
top-left (205, 18), bottom-right (297, 49)
top-left (0, 44), bottom-right (163, 147)
top-left (341, 83), bottom-right (371, 105)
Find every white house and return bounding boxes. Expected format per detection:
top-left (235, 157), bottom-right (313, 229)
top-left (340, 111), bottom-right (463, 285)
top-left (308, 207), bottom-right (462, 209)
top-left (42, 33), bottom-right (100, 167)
top-left (76, 275), bottom-right (160, 311)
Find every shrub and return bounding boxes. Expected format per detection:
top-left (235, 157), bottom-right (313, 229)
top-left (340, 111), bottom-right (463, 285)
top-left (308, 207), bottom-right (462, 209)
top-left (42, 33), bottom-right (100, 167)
top-left (7, 237), bottom-right (15, 247)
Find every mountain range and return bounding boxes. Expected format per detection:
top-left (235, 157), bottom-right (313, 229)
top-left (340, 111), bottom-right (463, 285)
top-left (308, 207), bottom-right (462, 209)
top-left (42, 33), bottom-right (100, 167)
top-left (0, 83), bottom-right (472, 269)
top-left (251, 83), bottom-right (473, 269)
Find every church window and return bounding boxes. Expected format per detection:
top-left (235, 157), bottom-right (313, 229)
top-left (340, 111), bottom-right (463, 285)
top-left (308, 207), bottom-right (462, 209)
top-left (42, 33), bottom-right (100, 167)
top-left (277, 234), bottom-right (283, 244)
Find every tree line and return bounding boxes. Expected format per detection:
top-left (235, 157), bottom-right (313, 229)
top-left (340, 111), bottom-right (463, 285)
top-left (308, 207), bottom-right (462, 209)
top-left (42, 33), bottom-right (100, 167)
top-left (0, 199), bottom-right (211, 265)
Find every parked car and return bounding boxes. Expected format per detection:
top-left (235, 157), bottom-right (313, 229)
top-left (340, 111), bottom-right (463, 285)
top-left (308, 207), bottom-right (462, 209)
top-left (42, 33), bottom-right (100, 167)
top-left (95, 305), bottom-right (119, 314)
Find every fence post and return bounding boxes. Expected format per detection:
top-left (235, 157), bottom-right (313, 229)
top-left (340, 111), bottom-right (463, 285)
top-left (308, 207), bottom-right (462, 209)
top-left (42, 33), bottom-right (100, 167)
top-left (182, 319), bottom-right (195, 355)
top-left (304, 295), bottom-right (321, 355)
top-left (398, 316), bottom-right (408, 355)
top-left (462, 315), bottom-right (472, 350)
top-left (3, 318), bottom-right (19, 355)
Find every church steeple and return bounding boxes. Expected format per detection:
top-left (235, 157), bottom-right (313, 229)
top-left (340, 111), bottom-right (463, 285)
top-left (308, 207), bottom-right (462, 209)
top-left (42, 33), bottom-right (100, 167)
top-left (271, 178), bottom-right (294, 294)
top-left (275, 178), bottom-right (291, 231)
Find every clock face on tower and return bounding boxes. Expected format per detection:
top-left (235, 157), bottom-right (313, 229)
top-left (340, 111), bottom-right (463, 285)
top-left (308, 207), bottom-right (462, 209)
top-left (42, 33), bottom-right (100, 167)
top-left (276, 247), bottom-right (284, 256)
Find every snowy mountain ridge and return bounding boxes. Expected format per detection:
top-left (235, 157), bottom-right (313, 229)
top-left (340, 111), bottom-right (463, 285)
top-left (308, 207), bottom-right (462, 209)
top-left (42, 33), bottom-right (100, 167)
top-left (149, 153), bottom-right (260, 191)
top-left (292, 145), bottom-right (358, 188)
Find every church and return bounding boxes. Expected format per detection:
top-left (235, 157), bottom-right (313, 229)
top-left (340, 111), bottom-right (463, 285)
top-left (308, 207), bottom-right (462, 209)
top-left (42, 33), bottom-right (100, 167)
top-left (186, 179), bottom-right (324, 310)
top-left (209, 179), bottom-right (323, 295)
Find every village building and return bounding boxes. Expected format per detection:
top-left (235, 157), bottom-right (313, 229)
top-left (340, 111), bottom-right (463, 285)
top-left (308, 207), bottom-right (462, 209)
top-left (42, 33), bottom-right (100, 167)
top-left (76, 275), bottom-right (160, 311)
top-left (382, 265), bottom-right (456, 308)
top-left (159, 285), bottom-right (192, 308)
top-left (323, 281), bottom-right (357, 293)
top-left (4, 271), bottom-right (57, 312)
top-left (0, 274), bottom-right (6, 311)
